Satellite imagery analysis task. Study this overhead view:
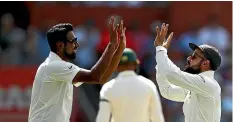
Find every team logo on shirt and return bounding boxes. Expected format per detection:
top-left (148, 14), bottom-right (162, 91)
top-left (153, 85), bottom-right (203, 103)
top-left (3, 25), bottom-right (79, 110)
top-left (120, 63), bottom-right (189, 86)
top-left (68, 65), bottom-right (73, 69)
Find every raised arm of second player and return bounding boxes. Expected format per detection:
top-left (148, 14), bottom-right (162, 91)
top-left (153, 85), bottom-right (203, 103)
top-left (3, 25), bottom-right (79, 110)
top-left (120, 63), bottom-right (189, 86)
top-left (73, 17), bottom-right (125, 84)
top-left (99, 20), bottom-right (126, 83)
top-left (156, 65), bottom-right (189, 102)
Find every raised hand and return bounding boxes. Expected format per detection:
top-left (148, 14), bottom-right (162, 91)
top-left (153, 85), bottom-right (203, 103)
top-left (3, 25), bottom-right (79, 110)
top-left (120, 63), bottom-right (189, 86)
top-left (109, 16), bottom-right (119, 48)
top-left (119, 20), bottom-right (127, 47)
top-left (154, 23), bottom-right (174, 49)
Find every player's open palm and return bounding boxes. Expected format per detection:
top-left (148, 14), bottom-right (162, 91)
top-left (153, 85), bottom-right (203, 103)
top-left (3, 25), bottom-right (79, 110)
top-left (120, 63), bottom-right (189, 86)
top-left (119, 20), bottom-right (127, 47)
top-left (109, 16), bottom-right (119, 48)
top-left (154, 23), bottom-right (174, 49)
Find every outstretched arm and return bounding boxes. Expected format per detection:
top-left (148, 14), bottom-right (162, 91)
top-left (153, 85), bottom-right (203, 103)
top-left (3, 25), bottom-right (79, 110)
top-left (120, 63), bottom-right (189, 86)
top-left (72, 17), bottom-right (122, 84)
top-left (99, 20), bottom-right (127, 84)
top-left (156, 65), bottom-right (189, 102)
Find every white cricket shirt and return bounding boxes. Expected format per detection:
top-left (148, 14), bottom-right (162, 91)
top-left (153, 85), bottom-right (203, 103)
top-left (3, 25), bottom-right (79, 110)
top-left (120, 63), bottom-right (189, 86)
top-left (156, 46), bottom-right (221, 122)
top-left (96, 70), bottom-right (165, 122)
top-left (28, 51), bottom-right (83, 122)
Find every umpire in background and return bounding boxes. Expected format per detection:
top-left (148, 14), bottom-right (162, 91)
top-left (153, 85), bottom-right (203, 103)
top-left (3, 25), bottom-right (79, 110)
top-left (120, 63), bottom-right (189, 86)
top-left (96, 48), bottom-right (165, 122)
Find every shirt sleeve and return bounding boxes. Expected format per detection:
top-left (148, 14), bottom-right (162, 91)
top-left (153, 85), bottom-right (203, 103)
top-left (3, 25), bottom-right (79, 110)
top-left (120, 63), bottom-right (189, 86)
top-left (96, 83), bottom-right (112, 122)
top-left (156, 65), bottom-right (189, 102)
top-left (149, 83), bottom-right (165, 122)
top-left (156, 46), bottom-right (217, 97)
top-left (47, 61), bottom-right (80, 84)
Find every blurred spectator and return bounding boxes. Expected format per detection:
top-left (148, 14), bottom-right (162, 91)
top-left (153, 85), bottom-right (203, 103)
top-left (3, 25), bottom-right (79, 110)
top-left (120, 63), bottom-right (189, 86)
top-left (35, 20), bottom-right (52, 61)
top-left (198, 13), bottom-right (230, 52)
top-left (0, 13), bottom-right (26, 65)
top-left (105, 1), bottom-right (123, 7)
top-left (0, 85), bottom-right (4, 109)
top-left (144, 1), bottom-right (170, 8)
top-left (123, 1), bottom-right (144, 8)
top-left (74, 19), bottom-right (100, 69)
top-left (164, 101), bottom-right (184, 122)
top-left (127, 19), bottom-right (150, 61)
top-left (43, 1), bottom-right (170, 8)
top-left (83, 1), bottom-right (105, 7)
top-left (141, 20), bottom-right (161, 79)
top-left (221, 82), bottom-right (232, 122)
top-left (22, 26), bottom-right (42, 65)
top-left (198, 13), bottom-right (230, 66)
top-left (178, 21), bottom-right (201, 55)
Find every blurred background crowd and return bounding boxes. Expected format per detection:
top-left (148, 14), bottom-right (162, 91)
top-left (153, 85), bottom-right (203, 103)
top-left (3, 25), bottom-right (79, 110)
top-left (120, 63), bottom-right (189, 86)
top-left (0, 1), bottom-right (232, 122)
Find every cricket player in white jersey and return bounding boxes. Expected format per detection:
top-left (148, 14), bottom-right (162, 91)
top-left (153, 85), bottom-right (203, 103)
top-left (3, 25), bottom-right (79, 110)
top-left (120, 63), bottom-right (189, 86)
top-left (28, 17), bottom-right (127, 122)
top-left (96, 48), bottom-right (165, 122)
top-left (154, 23), bottom-right (222, 122)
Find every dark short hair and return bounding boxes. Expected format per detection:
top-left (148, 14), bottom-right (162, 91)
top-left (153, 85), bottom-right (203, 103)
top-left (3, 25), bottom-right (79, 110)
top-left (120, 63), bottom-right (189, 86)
top-left (46, 23), bottom-right (73, 52)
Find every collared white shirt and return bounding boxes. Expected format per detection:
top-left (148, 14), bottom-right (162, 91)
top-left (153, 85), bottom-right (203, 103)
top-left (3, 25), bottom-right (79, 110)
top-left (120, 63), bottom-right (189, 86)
top-left (28, 51), bottom-right (83, 122)
top-left (96, 70), bottom-right (165, 122)
top-left (156, 46), bottom-right (221, 122)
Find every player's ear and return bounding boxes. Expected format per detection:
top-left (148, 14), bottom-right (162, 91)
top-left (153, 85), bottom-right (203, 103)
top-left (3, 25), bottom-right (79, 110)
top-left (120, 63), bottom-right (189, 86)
top-left (206, 60), bottom-right (211, 68)
top-left (56, 41), bottom-right (64, 51)
top-left (202, 60), bottom-right (211, 69)
top-left (205, 60), bottom-right (210, 65)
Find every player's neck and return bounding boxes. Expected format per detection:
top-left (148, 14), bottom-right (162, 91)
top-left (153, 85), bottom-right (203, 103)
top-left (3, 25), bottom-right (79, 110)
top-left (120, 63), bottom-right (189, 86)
top-left (117, 68), bottom-right (136, 73)
top-left (56, 52), bottom-right (70, 62)
top-left (200, 67), bottom-right (211, 73)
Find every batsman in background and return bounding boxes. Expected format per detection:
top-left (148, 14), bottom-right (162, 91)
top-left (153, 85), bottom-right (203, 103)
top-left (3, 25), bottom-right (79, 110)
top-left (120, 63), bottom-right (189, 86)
top-left (96, 48), bottom-right (165, 122)
top-left (155, 23), bottom-right (222, 122)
